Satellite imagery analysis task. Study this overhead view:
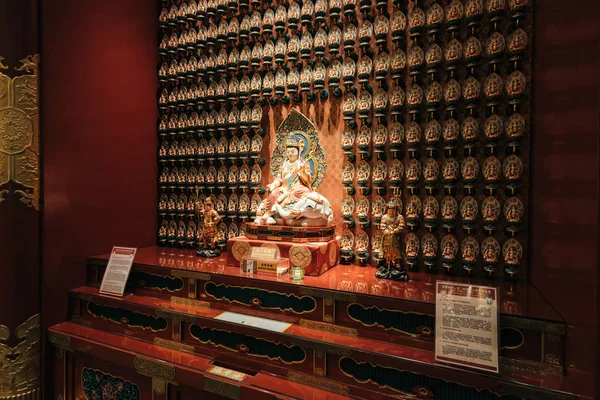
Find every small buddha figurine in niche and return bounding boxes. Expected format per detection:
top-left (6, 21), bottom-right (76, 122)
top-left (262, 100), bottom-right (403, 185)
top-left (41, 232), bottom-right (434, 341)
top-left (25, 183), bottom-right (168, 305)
top-left (372, 160), bottom-right (387, 193)
top-left (482, 237), bottom-right (500, 275)
top-left (461, 196), bottom-right (478, 234)
top-left (442, 158), bottom-right (459, 195)
top-left (503, 154), bottom-right (523, 195)
top-left (341, 196), bottom-right (355, 220)
top-left (167, 167), bottom-right (177, 185)
top-left (167, 194), bottom-right (177, 213)
top-left (503, 238), bottom-right (523, 278)
top-left (404, 233), bottom-right (420, 269)
top-left (342, 128), bottom-right (355, 154)
top-left (441, 196), bottom-right (458, 232)
top-left (423, 196), bottom-right (439, 232)
top-left (342, 161), bottom-right (355, 187)
top-left (250, 165), bottom-right (261, 188)
top-left (482, 196), bottom-right (500, 235)
top-left (217, 166), bottom-right (227, 187)
top-left (340, 229), bottom-right (355, 264)
top-left (375, 197), bottom-right (409, 281)
top-left (462, 236), bottom-right (479, 273)
top-left (158, 220), bottom-right (169, 243)
top-left (406, 159), bottom-right (421, 194)
top-left (441, 235), bottom-right (458, 271)
top-left (372, 195), bottom-right (387, 225)
top-left (356, 161), bottom-right (371, 192)
top-left (354, 229), bottom-right (370, 265)
top-left (504, 197), bottom-right (524, 237)
top-left (405, 195), bottom-right (422, 231)
top-left (197, 198), bottom-right (222, 258)
top-left (167, 220), bottom-right (177, 242)
top-left (421, 233), bottom-right (438, 269)
top-left (217, 194), bottom-right (227, 215)
top-left (483, 156), bottom-right (501, 195)
top-left (159, 194), bottom-right (168, 214)
top-left (227, 194), bottom-right (238, 217)
top-left (186, 221), bottom-right (197, 248)
top-left (177, 193), bottom-right (187, 213)
top-left (238, 194), bottom-right (250, 216)
top-left (389, 159), bottom-right (404, 191)
top-left (356, 196), bottom-right (370, 227)
top-left (177, 221), bottom-right (187, 244)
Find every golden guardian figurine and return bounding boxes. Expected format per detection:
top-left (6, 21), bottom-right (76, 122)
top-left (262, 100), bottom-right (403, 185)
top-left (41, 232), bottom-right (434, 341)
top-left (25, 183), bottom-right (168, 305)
top-left (375, 197), bottom-right (409, 281)
top-left (196, 197), bottom-right (222, 258)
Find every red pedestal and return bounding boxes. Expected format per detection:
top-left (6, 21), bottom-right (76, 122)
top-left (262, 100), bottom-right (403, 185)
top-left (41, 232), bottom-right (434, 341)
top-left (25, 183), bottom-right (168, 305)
top-left (227, 237), bottom-right (339, 276)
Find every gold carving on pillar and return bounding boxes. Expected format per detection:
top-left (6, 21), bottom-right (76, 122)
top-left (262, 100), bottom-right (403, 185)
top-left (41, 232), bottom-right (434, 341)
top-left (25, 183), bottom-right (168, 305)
top-left (0, 54), bottom-right (40, 210)
top-left (0, 314), bottom-right (41, 398)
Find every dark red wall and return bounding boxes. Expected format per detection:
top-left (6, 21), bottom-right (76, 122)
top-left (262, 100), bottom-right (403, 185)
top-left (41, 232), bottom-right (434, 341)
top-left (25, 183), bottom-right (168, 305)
top-left (529, 0), bottom-right (599, 395)
top-left (41, 0), bottom-right (158, 330)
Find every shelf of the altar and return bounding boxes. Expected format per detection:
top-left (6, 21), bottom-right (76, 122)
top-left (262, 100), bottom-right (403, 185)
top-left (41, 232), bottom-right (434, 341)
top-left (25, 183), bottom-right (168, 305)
top-left (87, 246), bottom-right (567, 377)
top-left (63, 286), bottom-right (582, 400)
top-left (47, 322), bottom-right (352, 400)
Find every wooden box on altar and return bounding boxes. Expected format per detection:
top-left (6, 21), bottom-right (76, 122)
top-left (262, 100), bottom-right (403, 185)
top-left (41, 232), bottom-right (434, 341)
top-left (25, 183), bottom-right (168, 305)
top-left (227, 237), bottom-right (340, 276)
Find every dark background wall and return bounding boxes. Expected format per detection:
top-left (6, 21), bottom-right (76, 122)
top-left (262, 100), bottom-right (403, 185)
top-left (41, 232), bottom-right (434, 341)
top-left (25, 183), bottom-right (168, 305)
top-left (528, 0), bottom-right (599, 394)
top-left (41, 0), bottom-right (158, 338)
top-left (38, 0), bottom-right (599, 397)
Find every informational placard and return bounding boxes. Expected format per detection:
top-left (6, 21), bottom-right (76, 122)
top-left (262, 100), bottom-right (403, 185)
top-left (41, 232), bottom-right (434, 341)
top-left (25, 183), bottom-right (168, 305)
top-left (215, 311), bottom-right (291, 332)
top-left (208, 366), bottom-right (247, 382)
top-left (435, 281), bottom-right (499, 373)
top-left (249, 246), bottom-right (279, 260)
top-left (99, 247), bottom-right (137, 297)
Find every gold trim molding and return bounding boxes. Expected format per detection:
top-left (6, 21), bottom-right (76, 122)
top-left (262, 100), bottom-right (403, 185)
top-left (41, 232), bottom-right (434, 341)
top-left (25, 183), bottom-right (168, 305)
top-left (0, 54), bottom-right (40, 210)
top-left (0, 314), bottom-right (41, 397)
top-left (299, 319), bottom-right (358, 337)
top-left (203, 376), bottom-right (241, 400)
top-left (286, 371), bottom-right (350, 395)
top-left (133, 356), bottom-right (176, 381)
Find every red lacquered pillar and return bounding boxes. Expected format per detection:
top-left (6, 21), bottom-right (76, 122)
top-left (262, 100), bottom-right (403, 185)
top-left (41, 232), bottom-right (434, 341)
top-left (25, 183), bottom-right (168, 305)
top-left (0, 1), bottom-right (41, 398)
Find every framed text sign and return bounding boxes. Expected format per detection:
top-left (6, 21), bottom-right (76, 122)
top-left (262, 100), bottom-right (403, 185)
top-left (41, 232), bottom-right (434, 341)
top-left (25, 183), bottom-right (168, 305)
top-left (435, 281), bottom-right (499, 373)
top-left (99, 247), bottom-right (137, 297)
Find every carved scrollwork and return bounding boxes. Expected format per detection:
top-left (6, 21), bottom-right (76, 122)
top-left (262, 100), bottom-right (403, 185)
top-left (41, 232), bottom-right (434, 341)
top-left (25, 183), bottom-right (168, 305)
top-left (0, 54), bottom-right (39, 211)
top-left (0, 314), bottom-right (40, 397)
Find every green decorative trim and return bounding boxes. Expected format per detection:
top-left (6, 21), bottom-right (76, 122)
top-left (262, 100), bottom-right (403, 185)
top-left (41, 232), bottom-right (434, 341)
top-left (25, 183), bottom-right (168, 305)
top-left (204, 281), bottom-right (317, 314)
top-left (87, 302), bottom-right (168, 332)
top-left (82, 368), bottom-right (139, 400)
top-left (189, 324), bottom-right (306, 364)
top-left (128, 271), bottom-right (184, 292)
top-left (346, 303), bottom-right (434, 336)
top-left (339, 358), bottom-right (522, 400)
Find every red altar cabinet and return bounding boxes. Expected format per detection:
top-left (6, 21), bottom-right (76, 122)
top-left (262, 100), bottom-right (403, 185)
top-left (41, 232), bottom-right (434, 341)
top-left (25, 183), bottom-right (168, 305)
top-left (227, 224), bottom-right (339, 276)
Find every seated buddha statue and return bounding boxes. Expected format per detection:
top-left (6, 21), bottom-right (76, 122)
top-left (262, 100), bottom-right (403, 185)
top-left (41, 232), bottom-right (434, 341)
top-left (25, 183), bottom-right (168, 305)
top-left (254, 134), bottom-right (333, 227)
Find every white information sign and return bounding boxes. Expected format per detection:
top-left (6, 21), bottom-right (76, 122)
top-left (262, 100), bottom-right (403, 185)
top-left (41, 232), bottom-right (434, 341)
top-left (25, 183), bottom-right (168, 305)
top-left (435, 281), bottom-right (499, 373)
top-left (99, 247), bottom-right (137, 297)
top-left (215, 311), bottom-right (291, 333)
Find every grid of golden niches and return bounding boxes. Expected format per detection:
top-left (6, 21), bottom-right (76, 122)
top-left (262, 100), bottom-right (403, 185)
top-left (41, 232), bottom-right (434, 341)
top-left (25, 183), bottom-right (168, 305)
top-left (338, 0), bottom-right (531, 279)
top-left (154, 0), bottom-right (532, 280)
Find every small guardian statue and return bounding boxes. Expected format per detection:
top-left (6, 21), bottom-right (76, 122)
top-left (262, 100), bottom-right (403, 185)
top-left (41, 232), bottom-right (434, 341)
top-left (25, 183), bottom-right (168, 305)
top-left (375, 197), bottom-right (410, 281)
top-left (197, 198), bottom-right (222, 257)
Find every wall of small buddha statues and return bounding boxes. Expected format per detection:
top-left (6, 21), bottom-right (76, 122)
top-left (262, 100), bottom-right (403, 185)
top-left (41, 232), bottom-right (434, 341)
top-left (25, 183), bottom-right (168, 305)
top-left (156, 0), bottom-right (531, 279)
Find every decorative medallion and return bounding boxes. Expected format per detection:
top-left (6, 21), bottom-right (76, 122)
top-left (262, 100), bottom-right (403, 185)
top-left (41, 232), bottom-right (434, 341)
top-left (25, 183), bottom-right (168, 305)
top-left (0, 55), bottom-right (40, 209)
